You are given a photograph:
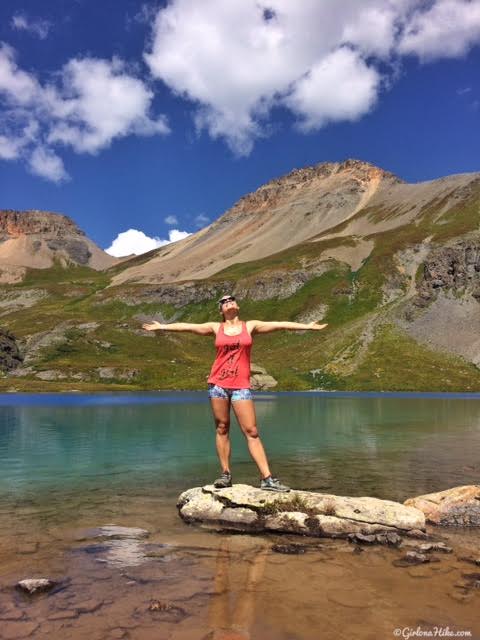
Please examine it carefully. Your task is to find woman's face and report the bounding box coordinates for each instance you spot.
[220,297,240,316]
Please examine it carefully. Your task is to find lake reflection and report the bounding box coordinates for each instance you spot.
[1,392,480,501]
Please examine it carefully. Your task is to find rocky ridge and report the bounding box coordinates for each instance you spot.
[0,210,85,238]
[0,210,118,281]
[109,159,479,287]
[0,328,23,371]
[412,238,480,307]
[395,237,480,369]
[220,158,403,222]
[109,159,405,286]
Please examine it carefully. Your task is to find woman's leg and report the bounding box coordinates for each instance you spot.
[210,397,232,473]
[231,399,271,479]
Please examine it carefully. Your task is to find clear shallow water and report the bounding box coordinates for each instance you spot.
[0,392,479,640]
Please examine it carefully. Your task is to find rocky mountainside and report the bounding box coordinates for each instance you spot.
[0,328,23,371]
[0,158,479,392]
[109,158,479,286]
[0,210,118,283]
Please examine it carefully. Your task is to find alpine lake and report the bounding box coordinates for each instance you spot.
[0,391,479,640]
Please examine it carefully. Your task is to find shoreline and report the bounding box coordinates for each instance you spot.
[0,389,480,400]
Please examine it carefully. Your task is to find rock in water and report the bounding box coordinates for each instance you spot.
[177,484,426,539]
[404,485,480,526]
[16,578,57,594]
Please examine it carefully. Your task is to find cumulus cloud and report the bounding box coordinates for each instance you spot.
[144,0,480,154]
[105,228,191,257]
[47,57,169,153]
[3,0,480,177]
[28,145,69,182]
[0,43,39,104]
[143,0,406,154]
[285,47,381,131]
[398,0,480,60]
[0,44,169,181]
[164,215,178,225]
[11,13,51,40]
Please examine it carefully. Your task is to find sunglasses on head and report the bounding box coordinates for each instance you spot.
[219,296,236,305]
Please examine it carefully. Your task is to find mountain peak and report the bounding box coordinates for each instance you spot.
[222,158,402,221]
[0,210,85,238]
[265,158,403,189]
[0,209,117,281]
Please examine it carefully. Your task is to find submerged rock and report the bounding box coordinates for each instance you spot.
[74,524,150,568]
[347,531,403,546]
[81,525,149,540]
[16,578,57,594]
[416,542,453,554]
[272,543,308,554]
[392,551,440,567]
[177,484,426,540]
[404,485,480,526]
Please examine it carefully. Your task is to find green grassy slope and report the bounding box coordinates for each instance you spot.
[1,186,480,392]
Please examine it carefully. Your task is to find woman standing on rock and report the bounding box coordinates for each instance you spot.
[142,294,327,492]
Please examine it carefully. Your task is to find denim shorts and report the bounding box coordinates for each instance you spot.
[208,383,253,401]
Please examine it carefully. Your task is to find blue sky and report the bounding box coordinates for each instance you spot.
[0,0,479,256]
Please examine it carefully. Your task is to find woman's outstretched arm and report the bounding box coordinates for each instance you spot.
[142,321,218,335]
[249,320,328,334]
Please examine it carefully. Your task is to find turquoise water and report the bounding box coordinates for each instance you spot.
[0,392,479,640]
[1,391,480,501]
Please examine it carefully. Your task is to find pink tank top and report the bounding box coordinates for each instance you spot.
[207,321,253,389]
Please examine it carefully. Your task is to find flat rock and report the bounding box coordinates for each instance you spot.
[177,484,426,539]
[404,485,480,526]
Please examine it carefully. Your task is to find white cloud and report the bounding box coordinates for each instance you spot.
[3,0,480,177]
[284,47,380,131]
[105,228,191,257]
[0,44,169,181]
[398,0,480,60]
[144,0,410,154]
[28,146,69,183]
[0,134,21,159]
[0,43,39,105]
[47,57,169,153]
[144,0,480,155]
[129,3,160,27]
[11,13,51,40]
[164,214,178,225]
[194,213,210,227]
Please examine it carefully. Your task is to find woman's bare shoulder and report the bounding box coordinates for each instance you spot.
[246,320,259,334]
[209,321,221,335]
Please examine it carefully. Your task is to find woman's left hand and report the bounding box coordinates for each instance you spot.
[308,322,328,330]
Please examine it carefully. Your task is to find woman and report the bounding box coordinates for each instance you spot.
[142,294,328,492]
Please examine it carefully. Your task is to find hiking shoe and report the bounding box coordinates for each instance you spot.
[213,471,232,488]
[260,476,291,492]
